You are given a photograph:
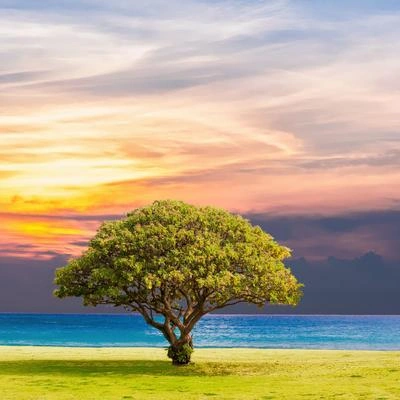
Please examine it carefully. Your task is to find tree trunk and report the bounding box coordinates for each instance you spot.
[167,336,193,365]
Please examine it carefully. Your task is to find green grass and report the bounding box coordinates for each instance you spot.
[0,346,399,399]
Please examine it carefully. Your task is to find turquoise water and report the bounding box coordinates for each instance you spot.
[0,314,399,350]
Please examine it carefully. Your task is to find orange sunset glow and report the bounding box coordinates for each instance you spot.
[1,0,400,262]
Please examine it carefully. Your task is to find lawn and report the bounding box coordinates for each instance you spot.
[0,346,399,399]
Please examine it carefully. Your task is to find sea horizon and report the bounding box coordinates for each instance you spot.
[1,312,400,316]
[1,313,399,350]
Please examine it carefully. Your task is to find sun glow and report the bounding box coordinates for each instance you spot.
[1,0,400,259]
[9,221,82,239]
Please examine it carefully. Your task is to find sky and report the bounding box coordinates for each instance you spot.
[0,0,399,313]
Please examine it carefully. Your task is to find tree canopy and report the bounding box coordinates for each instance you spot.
[55,200,302,364]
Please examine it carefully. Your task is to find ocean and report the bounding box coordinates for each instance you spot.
[0,314,399,350]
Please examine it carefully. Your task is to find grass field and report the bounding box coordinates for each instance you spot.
[0,346,399,399]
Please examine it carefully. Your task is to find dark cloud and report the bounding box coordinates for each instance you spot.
[286,252,399,314]
[0,254,121,313]
[247,209,400,260]
[70,240,89,247]
[225,251,400,314]
[0,209,399,314]
[249,209,400,237]
[0,251,398,314]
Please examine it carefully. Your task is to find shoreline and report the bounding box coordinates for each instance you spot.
[1,344,400,352]
[1,312,400,316]
[1,346,399,357]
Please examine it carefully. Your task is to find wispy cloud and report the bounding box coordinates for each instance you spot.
[1,0,400,256]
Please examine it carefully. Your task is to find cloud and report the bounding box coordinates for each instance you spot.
[1,205,399,268]
[0,70,49,85]
[0,253,113,313]
[227,251,400,314]
[27,56,259,97]
[296,149,400,169]
[1,250,399,314]
[0,212,104,259]
[1,0,400,258]
[248,209,400,261]
[0,211,120,222]
[286,252,400,314]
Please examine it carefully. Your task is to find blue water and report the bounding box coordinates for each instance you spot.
[0,314,399,350]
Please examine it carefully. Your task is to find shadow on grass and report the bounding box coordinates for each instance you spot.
[0,360,273,377]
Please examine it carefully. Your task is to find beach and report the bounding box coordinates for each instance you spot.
[0,346,399,399]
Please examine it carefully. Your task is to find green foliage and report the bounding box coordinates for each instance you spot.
[54,200,303,362]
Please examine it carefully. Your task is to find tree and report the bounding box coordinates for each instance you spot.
[54,200,302,364]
